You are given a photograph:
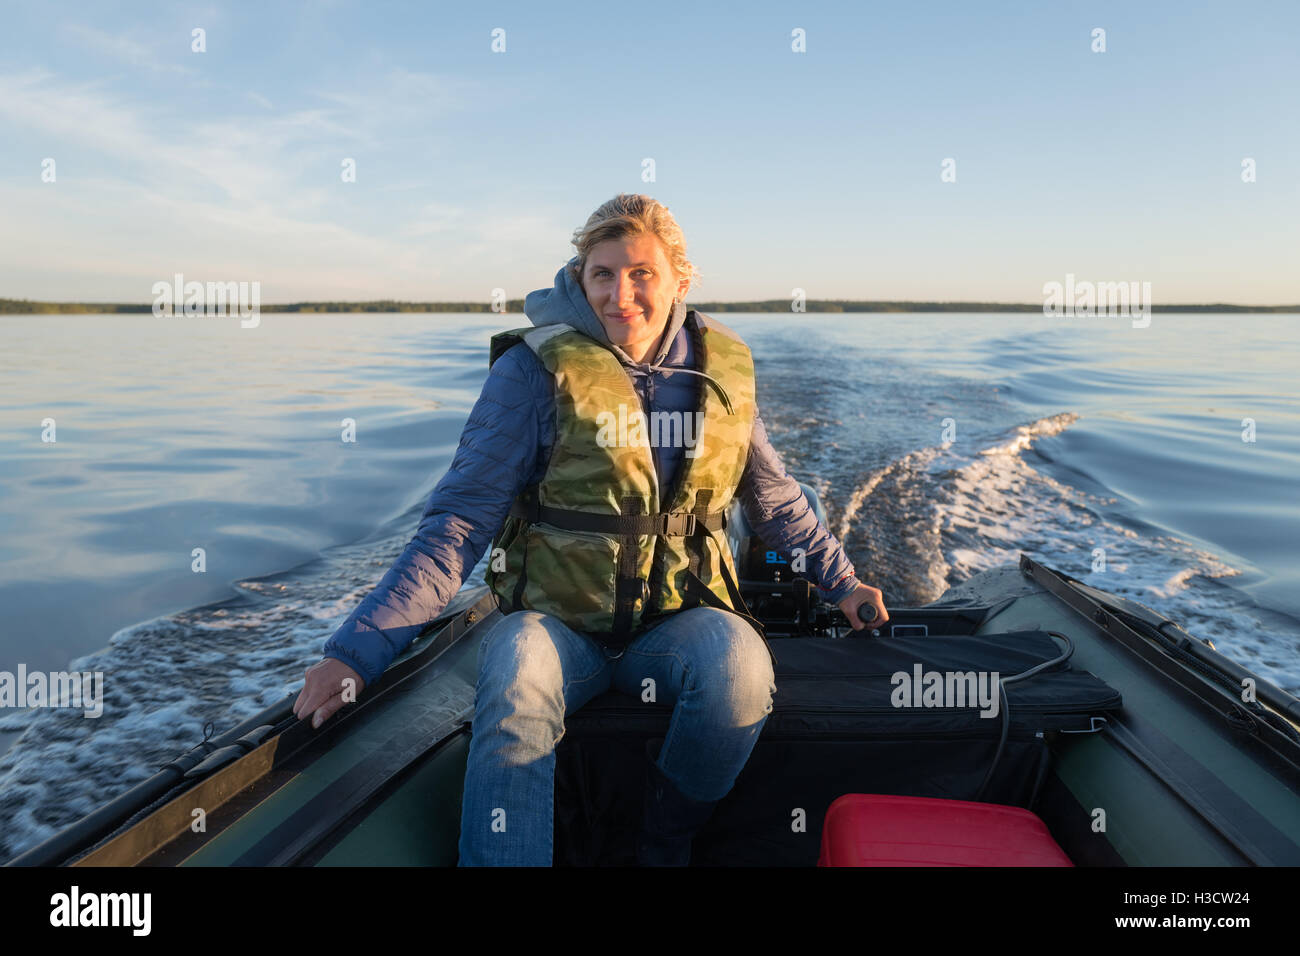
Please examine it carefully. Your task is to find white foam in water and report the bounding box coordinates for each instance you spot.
[1,408,1297,864]
[0,532,408,863]
[932,413,1298,695]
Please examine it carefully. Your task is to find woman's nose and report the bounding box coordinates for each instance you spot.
[612,276,636,306]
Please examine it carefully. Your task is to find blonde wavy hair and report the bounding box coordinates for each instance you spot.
[567,193,700,295]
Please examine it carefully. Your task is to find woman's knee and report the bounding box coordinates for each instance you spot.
[681,609,776,721]
[477,611,568,708]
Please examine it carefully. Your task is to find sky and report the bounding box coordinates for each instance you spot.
[1,0,1297,305]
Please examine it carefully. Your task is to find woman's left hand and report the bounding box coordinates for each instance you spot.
[838,584,888,630]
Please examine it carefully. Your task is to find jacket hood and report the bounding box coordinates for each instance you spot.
[523,256,687,367]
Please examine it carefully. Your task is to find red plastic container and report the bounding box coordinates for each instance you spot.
[818,793,1074,866]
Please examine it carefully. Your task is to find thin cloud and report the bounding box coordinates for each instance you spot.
[311,68,479,142]
[0,71,360,203]
[61,23,195,75]
[1,68,580,300]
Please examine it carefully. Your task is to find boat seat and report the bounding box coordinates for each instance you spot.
[817,793,1073,867]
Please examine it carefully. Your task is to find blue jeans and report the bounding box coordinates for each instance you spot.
[456,606,777,866]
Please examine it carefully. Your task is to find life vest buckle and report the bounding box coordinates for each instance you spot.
[664,512,698,536]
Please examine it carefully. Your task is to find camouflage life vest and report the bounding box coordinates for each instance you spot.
[485,311,761,650]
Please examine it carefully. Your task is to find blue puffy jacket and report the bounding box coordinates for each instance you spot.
[323,259,862,685]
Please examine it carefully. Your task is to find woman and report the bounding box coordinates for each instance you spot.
[293,193,888,865]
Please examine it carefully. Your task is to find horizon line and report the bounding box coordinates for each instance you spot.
[3,297,1298,314]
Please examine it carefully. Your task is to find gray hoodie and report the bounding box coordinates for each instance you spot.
[323,258,862,685]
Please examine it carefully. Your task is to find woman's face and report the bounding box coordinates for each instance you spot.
[580,234,690,364]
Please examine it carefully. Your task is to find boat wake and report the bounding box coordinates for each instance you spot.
[0,530,428,863]
[1,384,1296,865]
[823,411,1299,699]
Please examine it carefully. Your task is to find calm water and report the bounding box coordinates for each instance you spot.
[1,311,1297,860]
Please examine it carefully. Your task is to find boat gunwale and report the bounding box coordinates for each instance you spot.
[1020,554,1300,777]
[11,555,1300,868]
[5,588,498,867]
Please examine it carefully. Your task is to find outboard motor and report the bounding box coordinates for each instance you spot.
[727,483,842,636]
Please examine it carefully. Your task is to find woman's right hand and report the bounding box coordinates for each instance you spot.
[293,658,365,729]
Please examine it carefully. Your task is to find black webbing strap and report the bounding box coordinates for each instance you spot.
[504,486,757,657]
[683,489,714,610]
[678,487,775,664]
[509,494,725,536]
[611,495,645,643]
[502,489,536,614]
[509,519,529,613]
[683,565,778,668]
[716,550,762,637]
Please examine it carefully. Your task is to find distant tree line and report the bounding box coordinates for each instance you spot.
[2,297,1296,315]
[0,298,530,314]
[692,301,1300,313]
